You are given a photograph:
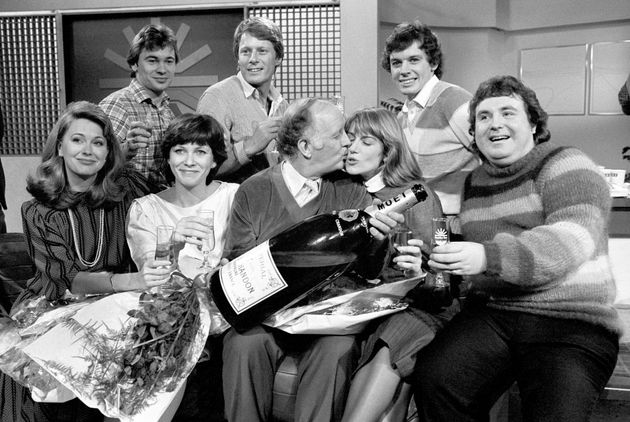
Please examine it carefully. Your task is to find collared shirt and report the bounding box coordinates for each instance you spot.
[364,171,387,194]
[236,72,284,117]
[99,78,174,188]
[401,75,440,125]
[281,160,321,207]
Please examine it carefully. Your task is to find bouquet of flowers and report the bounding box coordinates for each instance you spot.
[0,272,228,421]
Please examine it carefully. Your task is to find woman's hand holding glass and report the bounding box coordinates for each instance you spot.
[112,260,173,292]
[171,215,213,247]
[138,258,175,287]
[428,241,487,276]
[392,238,424,277]
[168,216,212,270]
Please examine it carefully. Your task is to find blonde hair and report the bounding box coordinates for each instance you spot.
[345,107,423,187]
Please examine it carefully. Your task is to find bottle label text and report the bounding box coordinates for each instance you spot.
[219,241,287,314]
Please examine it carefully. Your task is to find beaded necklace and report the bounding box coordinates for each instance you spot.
[67,207,105,268]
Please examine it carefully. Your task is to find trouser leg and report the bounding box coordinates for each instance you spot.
[294,335,359,422]
[222,326,284,422]
[514,318,619,422]
[410,305,514,422]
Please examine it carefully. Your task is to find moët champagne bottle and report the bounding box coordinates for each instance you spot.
[210,184,428,332]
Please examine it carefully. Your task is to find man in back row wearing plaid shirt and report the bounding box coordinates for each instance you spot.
[99,23,179,189]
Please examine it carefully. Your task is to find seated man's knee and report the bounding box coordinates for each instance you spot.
[311,335,359,361]
[223,325,275,356]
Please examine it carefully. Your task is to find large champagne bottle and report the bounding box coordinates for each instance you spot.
[210,184,428,332]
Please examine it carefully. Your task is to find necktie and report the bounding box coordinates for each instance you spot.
[296,179,319,207]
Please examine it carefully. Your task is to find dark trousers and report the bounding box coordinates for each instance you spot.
[410,302,619,422]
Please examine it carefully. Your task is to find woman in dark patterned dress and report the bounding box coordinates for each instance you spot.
[0,101,170,422]
[341,107,454,422]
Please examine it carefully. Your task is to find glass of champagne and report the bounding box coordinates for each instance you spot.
[198,210,215,271]
[155,225,174,267]
[138,107,152,131]
[267,138,281,166]
[391,209,417,278]
[330,94,345,114]
[431,217,450,288]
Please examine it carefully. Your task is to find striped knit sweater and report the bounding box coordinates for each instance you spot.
[399,80,479,215]
[460,142,622,336]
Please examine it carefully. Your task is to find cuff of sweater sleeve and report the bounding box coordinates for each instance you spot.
[234,142,251,165]
[483,242,502,276]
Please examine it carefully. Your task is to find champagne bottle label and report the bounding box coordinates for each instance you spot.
[370,184,428,216]
[218,241,288,314]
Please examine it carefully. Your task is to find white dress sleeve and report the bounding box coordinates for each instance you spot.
[126,196,161,269]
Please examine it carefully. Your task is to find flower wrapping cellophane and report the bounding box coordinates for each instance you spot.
[0,272,228,421]
[264,275,423,335]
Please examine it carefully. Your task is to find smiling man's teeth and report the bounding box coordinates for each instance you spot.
[490,135,509,141]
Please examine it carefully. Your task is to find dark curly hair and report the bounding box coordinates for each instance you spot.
[160,113,228,185]
[381,20,443,79]
[468,75,550,146]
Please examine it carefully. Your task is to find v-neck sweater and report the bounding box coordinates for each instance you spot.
[224,165,372,259]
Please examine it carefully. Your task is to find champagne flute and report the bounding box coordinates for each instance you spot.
[127,108,152,154]
[267,138,281,166]
[431,217,450,288]
[391,209,417,278]
[198,210,215,271]
[331,94,345,114]
[137,107,152,133]
[155,225,174,268]
[265,117,284,166]
[392,229,420,279]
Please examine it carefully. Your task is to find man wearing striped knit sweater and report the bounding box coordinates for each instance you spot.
[412,75,621,421]
[381,21,480,234]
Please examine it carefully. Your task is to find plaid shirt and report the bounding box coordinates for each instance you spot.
[99,78,174,188]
